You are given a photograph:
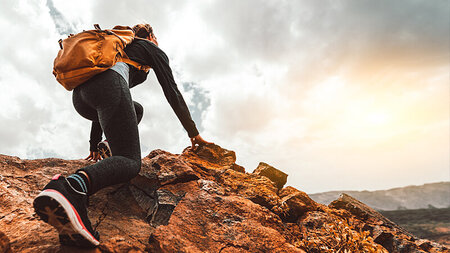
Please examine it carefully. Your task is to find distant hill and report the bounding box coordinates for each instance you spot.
[380,208,450,246]
[309,182,450,211]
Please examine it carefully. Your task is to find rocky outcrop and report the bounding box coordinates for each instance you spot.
[0,144,448,252]
[329,194,448,252]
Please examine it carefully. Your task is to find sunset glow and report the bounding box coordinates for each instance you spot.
[0,0,448,193]
[366,112,389,126]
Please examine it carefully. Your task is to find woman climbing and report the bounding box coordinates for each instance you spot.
[33,24,210,247]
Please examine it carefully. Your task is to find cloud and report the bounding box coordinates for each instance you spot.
[46,0,76,35]
[0,0,98,161]
[181,82,211,132]
[193,0,449,192]
[0,0,448,193]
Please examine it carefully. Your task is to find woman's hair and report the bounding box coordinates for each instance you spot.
[132,24,153,39]
[133,23,158,45]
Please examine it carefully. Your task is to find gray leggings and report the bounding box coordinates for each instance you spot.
[72,69,141,194]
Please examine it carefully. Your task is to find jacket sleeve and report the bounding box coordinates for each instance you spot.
[132,41,199,138]
[89,121,103,151]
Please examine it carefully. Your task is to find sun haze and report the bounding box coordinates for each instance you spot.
[0,0,448,193]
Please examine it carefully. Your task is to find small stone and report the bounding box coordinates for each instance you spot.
[252,162,288,190]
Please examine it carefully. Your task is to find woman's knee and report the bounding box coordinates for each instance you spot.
[131,158,142,176]
[117,156,141,179]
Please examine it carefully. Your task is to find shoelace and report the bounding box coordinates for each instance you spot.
[65,177,90,206]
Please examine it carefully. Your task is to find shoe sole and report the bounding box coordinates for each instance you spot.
[98,142,111,159]
[33,189,100,247]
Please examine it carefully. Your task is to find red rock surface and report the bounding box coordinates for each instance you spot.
[252,162,288,190]
[0,144,448,252]
[0,231,11,253]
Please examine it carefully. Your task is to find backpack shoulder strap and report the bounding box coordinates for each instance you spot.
[120,58,150,72]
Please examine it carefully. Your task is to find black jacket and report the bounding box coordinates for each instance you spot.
[88,40,199,151]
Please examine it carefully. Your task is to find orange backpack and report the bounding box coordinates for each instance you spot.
[53,24,150,91]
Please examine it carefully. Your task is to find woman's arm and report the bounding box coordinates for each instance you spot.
[126,40,211,147]
[131,41,200,137]
[85,121,103,162]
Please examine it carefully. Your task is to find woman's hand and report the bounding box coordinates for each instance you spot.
[190,134,212,151]
[85,151,102,162]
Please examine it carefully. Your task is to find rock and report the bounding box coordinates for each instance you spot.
[215,168,280,211]
[148,183,189,227]
[330,193,449,252]
[295,211,388,252]
[147,184,304,253]
[0,147,448,252]
[88,184,153,251]
[180,144,246,180]
[129,182,157,219]
[187,143,237,166]
[142,149,199,186]
[252,162,288,190]
[0,231,11,253]
[230,163,246,173]
[330,193,402,228]
[373,231,395,252]
[418,240,433,251]
[0,156,150,252]
[273,186,321,223]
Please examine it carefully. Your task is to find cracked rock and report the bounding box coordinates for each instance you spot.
[148,188,186,227]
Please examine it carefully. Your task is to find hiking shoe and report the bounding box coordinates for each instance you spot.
[33,174,100,248]
[97,140,111,159]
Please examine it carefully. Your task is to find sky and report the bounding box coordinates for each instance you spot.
[0,0,449,193]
